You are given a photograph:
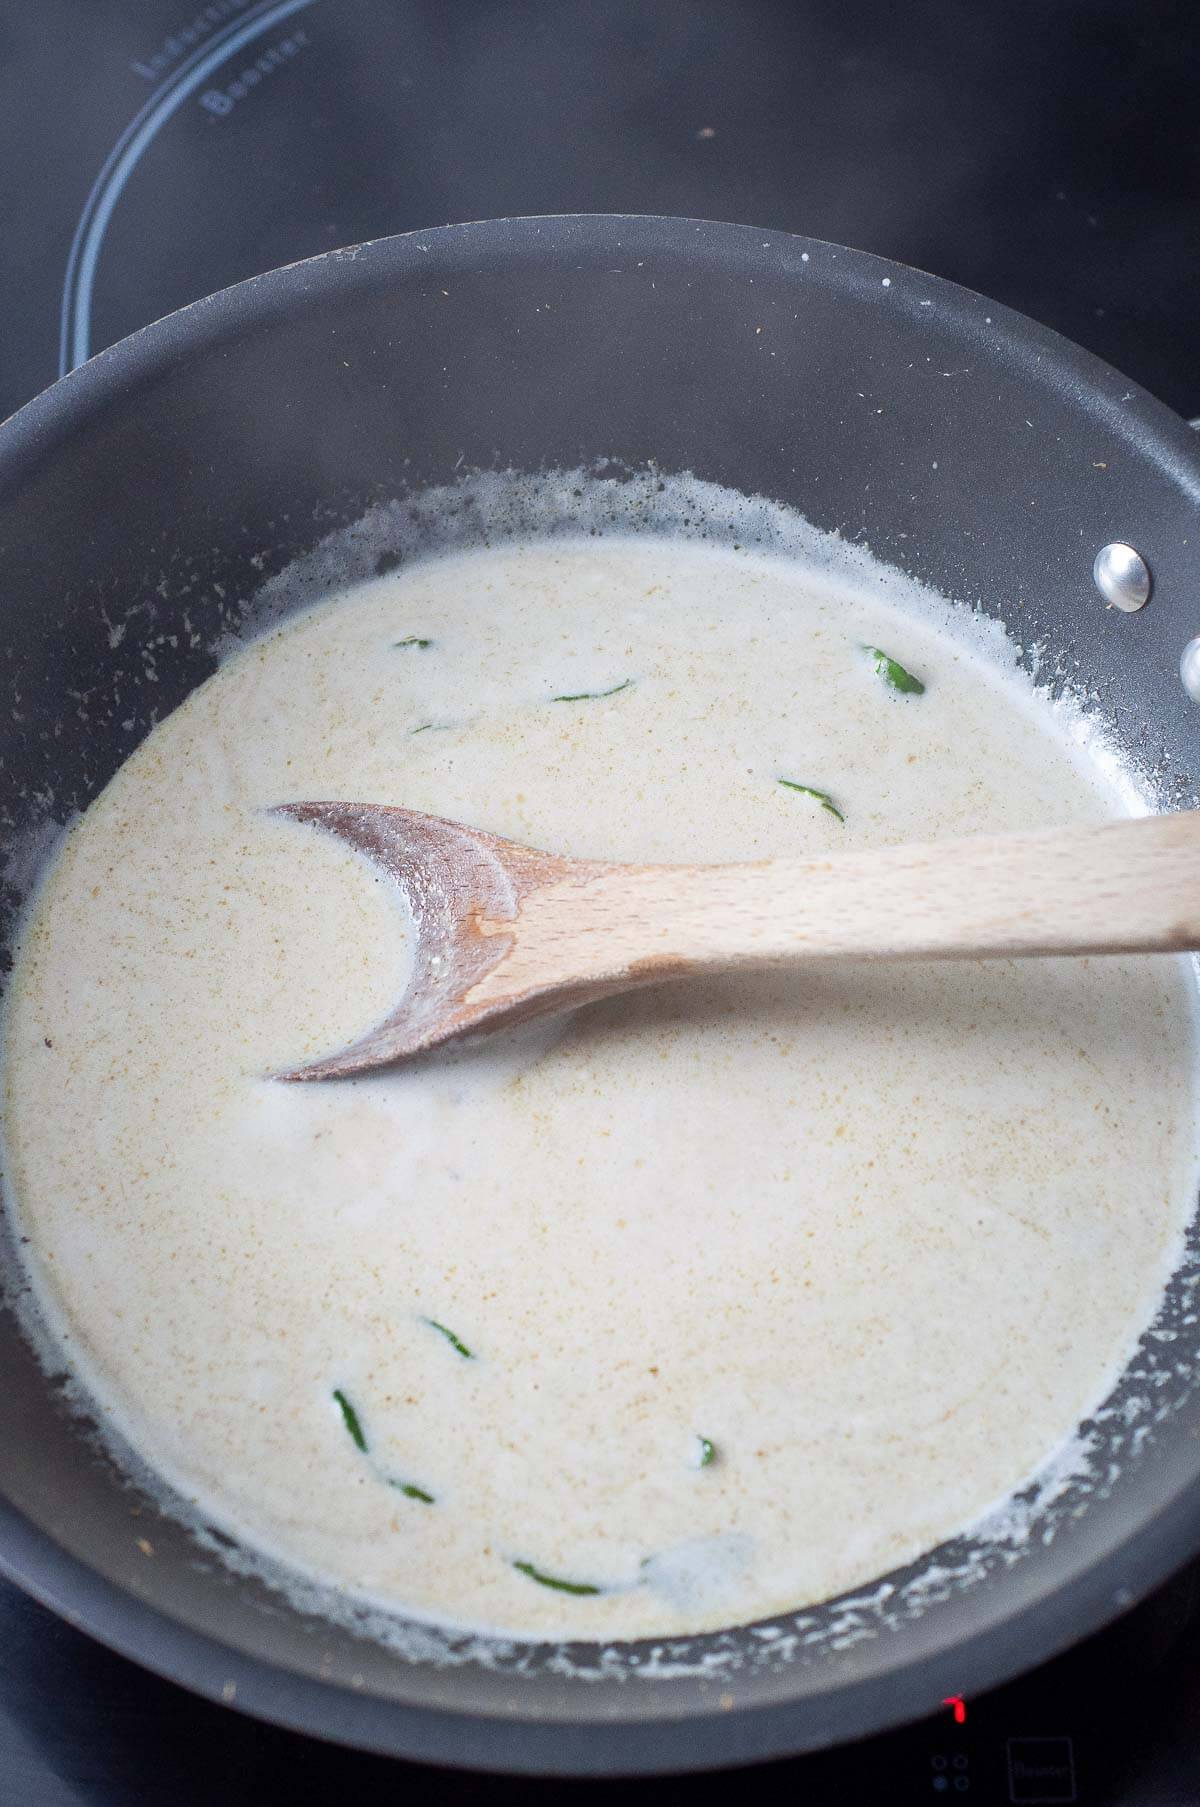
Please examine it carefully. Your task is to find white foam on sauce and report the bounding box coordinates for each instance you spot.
[2,469,1198,1666]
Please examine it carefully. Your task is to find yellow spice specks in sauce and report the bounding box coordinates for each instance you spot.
[3,535,1196,1640]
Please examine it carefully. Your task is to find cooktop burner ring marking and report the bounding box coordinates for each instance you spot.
[58,0,320,376]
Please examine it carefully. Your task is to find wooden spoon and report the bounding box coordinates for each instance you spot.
[273,803,1200,1081]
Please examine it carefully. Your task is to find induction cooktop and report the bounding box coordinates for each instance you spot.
[1,3,1198,1801]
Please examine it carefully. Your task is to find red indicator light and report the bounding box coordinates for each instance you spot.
[942,1695,967,1725]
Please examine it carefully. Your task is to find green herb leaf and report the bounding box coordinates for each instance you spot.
[332,1388,367,1453]
[696,1435,717,1468]
[512,1559,603,1596]
[392,1480,436,1504]
[393,636,432,650]
[551,678,633,703]
[778,779,845,823]
[334,1390,435,1499]
[864,645,925,695]
[424,1317,474,1360]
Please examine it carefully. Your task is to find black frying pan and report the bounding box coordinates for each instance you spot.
[1,215,1198,1776]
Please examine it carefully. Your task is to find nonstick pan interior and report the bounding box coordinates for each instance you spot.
[0,215,1199,1774]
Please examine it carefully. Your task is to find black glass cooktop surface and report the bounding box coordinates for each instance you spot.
[1,3,1198,1801]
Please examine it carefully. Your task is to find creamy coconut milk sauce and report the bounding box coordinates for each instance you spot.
[4,533,1196,1641]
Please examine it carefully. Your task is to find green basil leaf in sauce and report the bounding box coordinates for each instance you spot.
[551,678,633,703]
[393,1480,436,1504]
[424,1317,474,1360]
[696,1435,717,1468]
[864,645,925,695]
[332,1388,367,1453]
[778,780,845,823]
[512,1559,603,1596]
[393,636,433,650]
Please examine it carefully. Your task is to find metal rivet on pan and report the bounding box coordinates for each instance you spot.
[1093,542,1152,612]
[1180,637,1200,704]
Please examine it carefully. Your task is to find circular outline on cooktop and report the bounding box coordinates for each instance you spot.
[58,0,322,377]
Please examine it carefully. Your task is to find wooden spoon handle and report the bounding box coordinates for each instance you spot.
[499,813,1200,994]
